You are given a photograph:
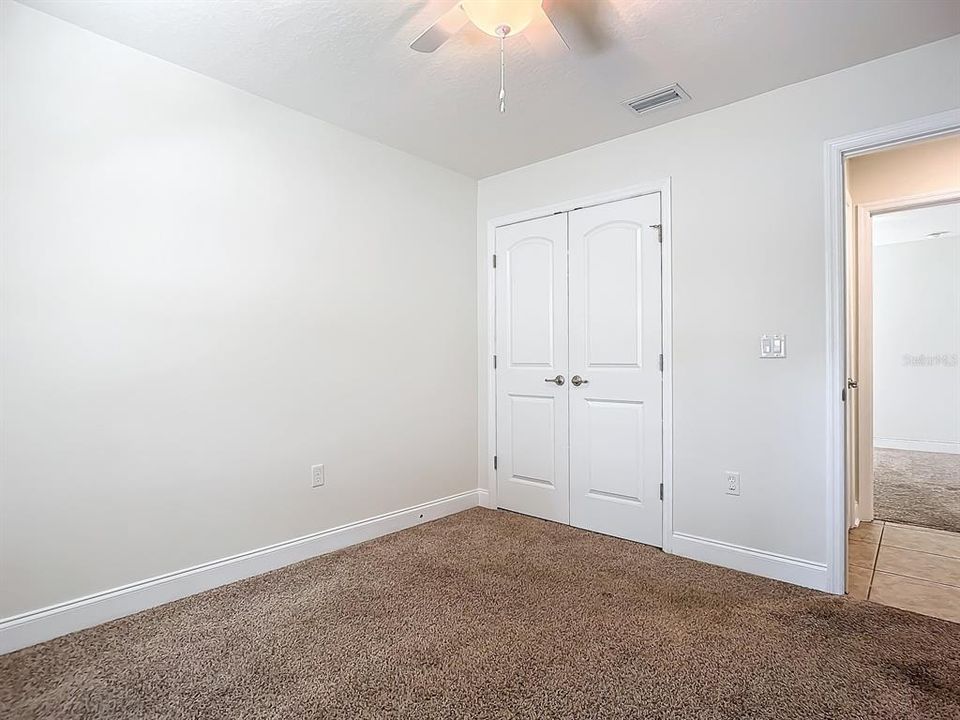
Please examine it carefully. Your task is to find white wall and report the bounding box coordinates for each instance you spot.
[477,35,960,574]
[873,227,960,452]
[0,3,478,618]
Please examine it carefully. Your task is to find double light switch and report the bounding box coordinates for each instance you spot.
[760,334,786,358]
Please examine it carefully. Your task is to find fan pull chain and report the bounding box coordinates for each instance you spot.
[499,34,506,114]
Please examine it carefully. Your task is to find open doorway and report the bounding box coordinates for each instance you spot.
[844,134,960,622]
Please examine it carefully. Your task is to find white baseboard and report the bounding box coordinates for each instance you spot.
[671,532,831,593]
[477,487,492,508]
[874,438,960,455]
[0,489,482,655]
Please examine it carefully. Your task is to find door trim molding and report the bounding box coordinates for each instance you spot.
[823,109,960,595]
[482,179,674,552]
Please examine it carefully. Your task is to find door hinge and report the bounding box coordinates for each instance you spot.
[658,353,663,372]
[493,455,498,470]
[652,224,662,243]
[493,354,497,369]
[492,254,497,268]
[659,483,664,501]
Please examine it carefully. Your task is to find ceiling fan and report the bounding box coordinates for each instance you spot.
[410,0,571,113]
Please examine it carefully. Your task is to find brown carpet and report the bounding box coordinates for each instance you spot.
[2,508,960,720]
[874,448,960,532]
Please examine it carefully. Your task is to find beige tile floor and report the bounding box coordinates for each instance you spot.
[848,520,960,623]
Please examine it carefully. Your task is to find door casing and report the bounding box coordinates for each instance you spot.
[481,179,674,553]
[824,108,960,595]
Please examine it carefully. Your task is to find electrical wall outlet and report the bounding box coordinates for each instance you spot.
[724,471,740,496]
[311,464,325,488]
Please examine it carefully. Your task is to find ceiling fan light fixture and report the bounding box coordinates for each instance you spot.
[460,0,542,38]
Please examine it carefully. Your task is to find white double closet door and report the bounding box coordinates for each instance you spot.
[495,193,663,546]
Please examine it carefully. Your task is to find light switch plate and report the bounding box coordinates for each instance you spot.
[760,334,786,358]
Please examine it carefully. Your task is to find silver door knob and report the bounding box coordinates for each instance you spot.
[544,375,565,386]
[571,375,589,387]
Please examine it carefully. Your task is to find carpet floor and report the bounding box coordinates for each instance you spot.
[874,448,960,532]
[2,508,960,719]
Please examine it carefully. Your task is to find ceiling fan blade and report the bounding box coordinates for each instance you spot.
[523,8,570,58]
[541,0,610,54]
[528,2,570,52]
[526,5,570,57]
[410,2,468,53]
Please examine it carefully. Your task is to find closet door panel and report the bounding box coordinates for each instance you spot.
[568,193,663,546]
[495,214,569,524]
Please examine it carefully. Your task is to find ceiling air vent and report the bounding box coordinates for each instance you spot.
[622,84,689,116]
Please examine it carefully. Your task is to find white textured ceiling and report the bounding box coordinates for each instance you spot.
[17,0,960,178]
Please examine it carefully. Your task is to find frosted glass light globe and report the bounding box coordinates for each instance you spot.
[461,0,542,38]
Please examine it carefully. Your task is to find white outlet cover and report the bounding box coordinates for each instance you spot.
[311,464,325,488]
[725,471,741,496]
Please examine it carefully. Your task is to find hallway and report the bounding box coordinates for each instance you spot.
[874,449,960,533]
[848,519,960,623]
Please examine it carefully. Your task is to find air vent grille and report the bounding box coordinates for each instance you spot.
[623,84,689,116]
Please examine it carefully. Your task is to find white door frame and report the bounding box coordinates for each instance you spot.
[482,179,674,552]
[852,189,960,526]
[823,109,960,594]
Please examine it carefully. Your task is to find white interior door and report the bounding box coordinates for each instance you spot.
[568,194,663,545]
[495,214,569,524]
